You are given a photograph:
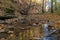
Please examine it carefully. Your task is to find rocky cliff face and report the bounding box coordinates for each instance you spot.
[0,0,19,16]
[0,0,42,16]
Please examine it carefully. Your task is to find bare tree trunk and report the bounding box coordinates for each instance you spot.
[42,0,45,13]
[55,0,57,10]
[51,0,53,13]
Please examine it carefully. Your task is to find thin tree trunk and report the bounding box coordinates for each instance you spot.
[51,0,53,13]
[42,0,45,13]
[55,0,57,10]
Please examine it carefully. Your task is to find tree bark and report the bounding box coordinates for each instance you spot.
[55,0,57,10]
[42,0,45,13]
[51,0,53,13]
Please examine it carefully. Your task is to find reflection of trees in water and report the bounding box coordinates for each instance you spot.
[13,26,43,40]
